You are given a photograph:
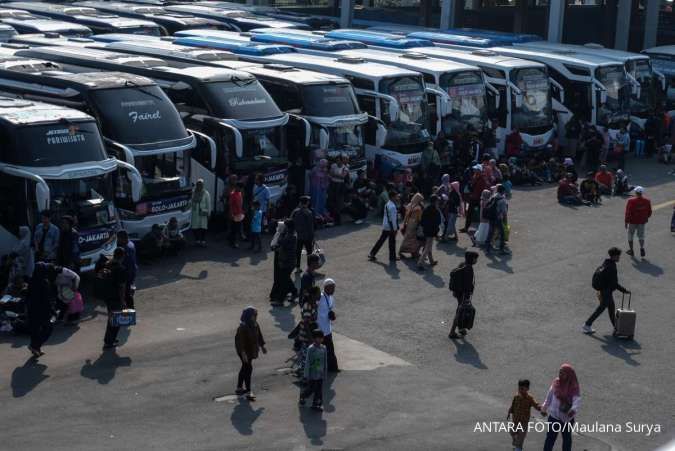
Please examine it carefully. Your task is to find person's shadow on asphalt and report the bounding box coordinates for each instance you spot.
[371,260,401,280]
[230,398,264,436]
[485,252,514,274]
[80,350,132,384]
[630,258,664,277]
[451,339,488,370]
[323,373,337,413]
[269,304,296,333]
[11,357,49,397]
[589,334,641,367]
[298,404,327,446]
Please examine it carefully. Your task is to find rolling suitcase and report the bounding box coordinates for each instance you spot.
[613,293,635,339]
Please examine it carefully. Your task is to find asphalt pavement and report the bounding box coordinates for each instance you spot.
[1,158,673,451]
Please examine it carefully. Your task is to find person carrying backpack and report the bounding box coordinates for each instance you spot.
[448,251,478,339]
[582,247,630,334]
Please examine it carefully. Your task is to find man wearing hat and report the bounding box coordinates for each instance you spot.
[625,186,652,257]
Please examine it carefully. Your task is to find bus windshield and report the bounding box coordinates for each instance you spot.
[90,85,189,145]
[239,127,287,166]
[7,121,106,167]
[511,67,552,132]
[596,65,631,127]
[311,123,364,161]
[631,59,658,115]
[206,79,283,120]
[48,173,117,228]
[301,84,360,117]
[380,75,430,152]
[135,150,191,198]
[440,70,487,135]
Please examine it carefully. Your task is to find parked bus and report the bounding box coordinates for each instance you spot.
[513,41,666,129]
[248,28,492,143]
[0,8,92,37]
[315,30,556,154]
[0,24,17,43]
[73,2,225,35]
[165,4,310,32]
[0,58,204,240]
[6,2,163,36]
[0,95,130,271]
[485,46,632,140]
[14,44,291,208]
[642,45,675,115]
[174,31,433,168]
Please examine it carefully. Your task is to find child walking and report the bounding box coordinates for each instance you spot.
[507,379,544,451]
[300,329,327,410]
[249,200,263,252]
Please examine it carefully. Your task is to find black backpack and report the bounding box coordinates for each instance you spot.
[484,197,499,221]
[592,264,609,290]
[449,264,468,294]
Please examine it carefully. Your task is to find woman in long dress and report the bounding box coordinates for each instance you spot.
[398,193,424,259]
[472,190,492,246]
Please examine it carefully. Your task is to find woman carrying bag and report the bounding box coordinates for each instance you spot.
[398,193,424,260]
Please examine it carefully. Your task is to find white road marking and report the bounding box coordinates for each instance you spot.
[333,333,412,371]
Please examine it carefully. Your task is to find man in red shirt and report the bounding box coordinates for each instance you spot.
[460,166,487,232]
[593,165,614,195]
[625,186,652,257]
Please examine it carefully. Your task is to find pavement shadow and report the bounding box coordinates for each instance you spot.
[11,357,49,397]
[451,339,488,370]
[323,373,337,413]
[630,258,664,277]
[485,252,514,274]
[230,398,264,436]
[369,259,401,280]
[80,350,132,384]
[47,323,81,345]
[298,403,327,446]
[268,305,297,333]
[589,334,641,367]
[247,250,269,266]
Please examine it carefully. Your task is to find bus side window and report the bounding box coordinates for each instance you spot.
[0,175,26,237]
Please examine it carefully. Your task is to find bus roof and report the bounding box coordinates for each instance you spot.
[515,41,649,63]
[642,45,675,56]
[250,32,367,51]
[408,47,545,70]
[0,96,93,126]
[489,46,627,69]
[18,45,168,69]
[246,63,349,85]
[10,34,99,47]
[324,29,435,49]
[1,18,92,35]
[165,4,308,29]
[407,31,498,48]
[175,36,297,56]
[7,2,161,29]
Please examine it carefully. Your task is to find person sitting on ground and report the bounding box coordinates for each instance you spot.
[162,217,186,255]
[139,224,165,260]
[613,169,633,196]
[580,172,601,205]
[594,164,614,195]
[562,158,577,181]
[558,173,590,206]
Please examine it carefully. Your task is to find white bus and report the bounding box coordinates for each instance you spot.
[175,32,433,168]
[514,41,666,129]
[642,45,675,116]
[307,29,557,154]
[0,95,133,271]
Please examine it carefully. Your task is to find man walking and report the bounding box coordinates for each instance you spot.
[486,185,510,255]
[33,210,60,263]
[292,196,315,273]
[625,186,652,258]
[103,247,129,350]
[270,219,298,306]
[116,230,137,310]
[368,190,400,262]
[583,247,630,334]
[448,251,478,339]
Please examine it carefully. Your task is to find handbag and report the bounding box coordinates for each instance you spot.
[312,241,326,268]
[111,309,136,327]
[324,295,336,321]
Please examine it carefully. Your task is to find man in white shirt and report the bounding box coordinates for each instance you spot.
[317,278,339,372]
[368,190,400,262]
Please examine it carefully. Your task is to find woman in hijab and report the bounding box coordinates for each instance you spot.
[26,262,54,358]
[310,159,330,221]
[234,306,266,400]
[13,226,34,281]
[398,192,424,259]
[472,190,492,247]
[542,363,581,451]
[191,179,211,247]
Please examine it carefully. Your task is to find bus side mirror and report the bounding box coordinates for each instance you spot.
[440,95,451,117]
[376,123,387,148]
[388,99,400,122]
[219,122,244,159]
[514,92,523,108]
[190,129,217,170]
[634,84,641,99]
[115,160,143,202]
[599,90,608,104]
[35,182,50,212]
[319,127,329,150]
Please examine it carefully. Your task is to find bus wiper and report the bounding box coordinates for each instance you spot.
[124,79,164,101]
